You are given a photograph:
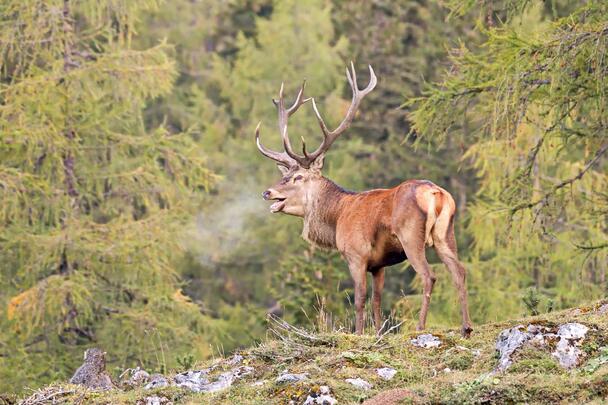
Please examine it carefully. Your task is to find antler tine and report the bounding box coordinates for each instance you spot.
[307,63,377,162]
[350,61,357,90]
[287,81,311,116]
[276,81,310,166]
[255,121,297,168]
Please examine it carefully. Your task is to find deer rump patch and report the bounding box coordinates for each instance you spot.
[415,185,446,247]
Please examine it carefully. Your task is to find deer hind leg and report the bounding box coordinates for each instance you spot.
[371,267,385,334]
[433,222,473,337]
[396,231,436,332]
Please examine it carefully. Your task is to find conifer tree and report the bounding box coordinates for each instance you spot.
[408,0,608,319]
[0,0,217,391]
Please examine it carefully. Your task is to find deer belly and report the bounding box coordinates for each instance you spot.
[368,236,406,268]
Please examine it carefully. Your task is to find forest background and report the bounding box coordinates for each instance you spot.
[0,0,606,394]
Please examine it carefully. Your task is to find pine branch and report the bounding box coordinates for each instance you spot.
[510,142,608,214]
[574,242,608,251]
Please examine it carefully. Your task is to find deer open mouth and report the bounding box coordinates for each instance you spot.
[269,198,286,213]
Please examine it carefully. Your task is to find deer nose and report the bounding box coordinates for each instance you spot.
[262,190,271,200]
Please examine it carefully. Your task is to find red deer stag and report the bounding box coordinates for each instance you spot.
[255,63,473,337]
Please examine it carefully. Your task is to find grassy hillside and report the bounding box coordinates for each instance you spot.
[10,301,608,405]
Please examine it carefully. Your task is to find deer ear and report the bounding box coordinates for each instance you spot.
[309,154,325,172]
[277,164,290,176]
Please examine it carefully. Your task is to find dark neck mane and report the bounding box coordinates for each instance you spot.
[302,178,353,249]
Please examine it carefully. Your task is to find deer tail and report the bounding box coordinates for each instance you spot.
[424,192,438,247]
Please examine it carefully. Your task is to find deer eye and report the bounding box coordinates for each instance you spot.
[293,175,304,182]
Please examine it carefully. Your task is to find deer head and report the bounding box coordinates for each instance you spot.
[256,62,377,216]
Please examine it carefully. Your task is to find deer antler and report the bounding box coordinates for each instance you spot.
[255,80,310,168]
[255,63,376,169]
[307,62,376,164]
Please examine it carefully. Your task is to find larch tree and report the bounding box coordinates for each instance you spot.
[408,0,608,319]
[0,0,217,391]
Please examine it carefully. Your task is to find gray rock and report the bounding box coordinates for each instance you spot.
[495,326,532,371]
[411,334,442,348]
[598,304,608,314]
[303,385,337,405]
[345,377,372,390]
[174,370,209,391]
[120,367,150,387]
[251,380,267,386]
[175,365,254,393]
[552,322,589,369]
[227,354,244,365]
[145,374,169,390]
[376,367,397,380]
[496,322,590,371]
[276,372,308,384]
[197,371,234,393]
[142,396,170,405]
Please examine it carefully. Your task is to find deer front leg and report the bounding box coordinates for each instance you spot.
[347,259,367,335]
[372,268,385,334]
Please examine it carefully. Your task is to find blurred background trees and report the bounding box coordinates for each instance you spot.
[0,0,605,393]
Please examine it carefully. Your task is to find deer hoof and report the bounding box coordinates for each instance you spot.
[461,326,473,338]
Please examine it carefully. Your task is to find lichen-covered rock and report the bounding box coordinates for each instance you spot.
[376,367,397,380]
[411,334,441,348]
[173,366,253,393]
[552,323,589,369]
[144,374,169,390]
[69,348,114,390]
[303,385,337,405]
[121,367,150,388]
[345,377,372,390]
[174,370,210,391]
[495,326,532,371]
[275,372,308,384]
[227,354,244,365]
[138,395,171,405]
[495,322,590,371]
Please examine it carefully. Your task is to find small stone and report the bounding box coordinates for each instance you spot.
[122,367,150,387]
[598,304,608,314]
[227,354,244,365]
[345,377,372,390]
[142,396,170,405]
[252,380,267,386]
[376,367,397,380]
[303,385,337,405]
[411,334,441,348]
[233,365,254,379]
[144,374,169,390]
[443,367,451,373]
[275,372,308,384]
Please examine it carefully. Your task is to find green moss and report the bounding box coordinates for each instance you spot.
[17,301,608,405]
[444,351,475,371]
[509,347,560,374]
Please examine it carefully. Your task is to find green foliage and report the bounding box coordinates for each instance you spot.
[408,0,608,320]
[0,0,220,393]
[522,287,541,316]
[3,0,607,395]
[582,347,608,375]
